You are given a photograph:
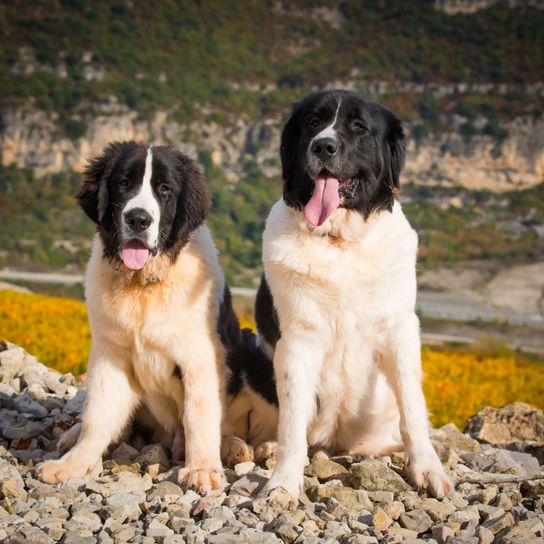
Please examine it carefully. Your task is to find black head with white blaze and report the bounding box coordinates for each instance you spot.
[77,141,210,269]
[280,89,406,226]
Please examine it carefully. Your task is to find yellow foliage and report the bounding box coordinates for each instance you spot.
[1,290,543,429]
[0,290,90,375]
[422,347,544,428]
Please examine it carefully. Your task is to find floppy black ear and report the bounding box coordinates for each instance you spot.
[281,104,309,207]
[385,116,406,189]
[77,142,126,224]
[280,105,302,182]
[171,153,211,243]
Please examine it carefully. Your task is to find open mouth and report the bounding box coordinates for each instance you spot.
[304,171,357,227]
[121,239,150,270]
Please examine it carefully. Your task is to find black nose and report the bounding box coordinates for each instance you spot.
[124,208,152,232]
[311,137,338,160]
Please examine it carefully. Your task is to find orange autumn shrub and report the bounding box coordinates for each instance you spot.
[422,347,544,428]
[0,289,90,375]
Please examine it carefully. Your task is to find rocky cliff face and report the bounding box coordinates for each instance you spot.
[1,100,543,192]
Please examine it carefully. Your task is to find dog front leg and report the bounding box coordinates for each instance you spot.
[36,342,139,483]
[262,335,322,501]
[176,344,226,493]
[382,312,453,498]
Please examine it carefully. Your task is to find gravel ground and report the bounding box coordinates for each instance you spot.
[0,341,543,544]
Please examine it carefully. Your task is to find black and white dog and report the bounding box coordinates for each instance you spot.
[36,141,267,491]
[255,90,453,500]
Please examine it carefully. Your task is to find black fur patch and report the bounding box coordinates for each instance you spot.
[228,329,278,406]
[217,283,242,365]
[255,273,280,348]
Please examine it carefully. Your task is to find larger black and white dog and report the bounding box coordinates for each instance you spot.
[256,90,453,500]
[36,141,260,492]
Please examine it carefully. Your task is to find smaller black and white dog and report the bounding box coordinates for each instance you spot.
[255,90,453,500]
[35,141,264,492]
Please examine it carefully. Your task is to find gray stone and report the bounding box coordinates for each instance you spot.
[350,459,411,492]
[482,511,515,534]
[306,485,372,510]
[399,509,433,533]
[85,472,152,498]
[432,525,456,544]
[229,474,267,497]
[146,518,174,538]
[435,423,482,452]
[465,403,544,445]
[202,505,236,522]
[200,517,224,532]
[252,487,293,521]
[475,526,494,544]
[419,498,456,521]
[234,461,255,476]
[305,451,349,481]
[367,491,394,503]
[101,492,143,523]
[146,480,182,501]
[0,479,27,501]
[110,443,139,465]
[135,444,169,470]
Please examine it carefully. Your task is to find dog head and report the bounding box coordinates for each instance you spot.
[77,141,210,269]
[280,89,405,227]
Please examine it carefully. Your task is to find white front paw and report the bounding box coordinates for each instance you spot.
[261,469,303,503]
[36,456,98,484]
[407,450,454,499]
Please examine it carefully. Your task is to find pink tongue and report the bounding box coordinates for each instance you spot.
[121,240,150,270]
[304,177,340,227]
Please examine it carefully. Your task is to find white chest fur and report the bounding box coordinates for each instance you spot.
[84,227,225,431]
[262,200,418,450]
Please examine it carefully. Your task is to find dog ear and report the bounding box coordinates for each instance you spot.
[385,116,406,189]
[280,106,302,182]
[77,142,125,224]
[280,104,307,207]
[171,153,211,243]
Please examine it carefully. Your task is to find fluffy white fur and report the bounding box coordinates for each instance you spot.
[36,227,228,492]
[261,199,453,500]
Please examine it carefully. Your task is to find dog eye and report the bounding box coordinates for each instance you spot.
[351,120,367,132]
[157,183,170,194]
[309,118,320,128]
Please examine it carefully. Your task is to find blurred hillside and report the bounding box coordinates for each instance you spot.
[0,0,543,301]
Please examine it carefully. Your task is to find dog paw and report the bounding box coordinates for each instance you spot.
[261,469,302,504]
[254,440,278,464]
[36,457,94,484]
[177,465,227,493]
[407,451,454,499]
[256,484,297,511]
[221,436,254,467]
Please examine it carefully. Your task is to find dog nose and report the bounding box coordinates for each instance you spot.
[124,208,152,232]
[311,137,338,160]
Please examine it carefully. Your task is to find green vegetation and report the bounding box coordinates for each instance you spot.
[1,1,543,282]
[1,157,543,284]
[403,182,544,266]
[0,1,543,127]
